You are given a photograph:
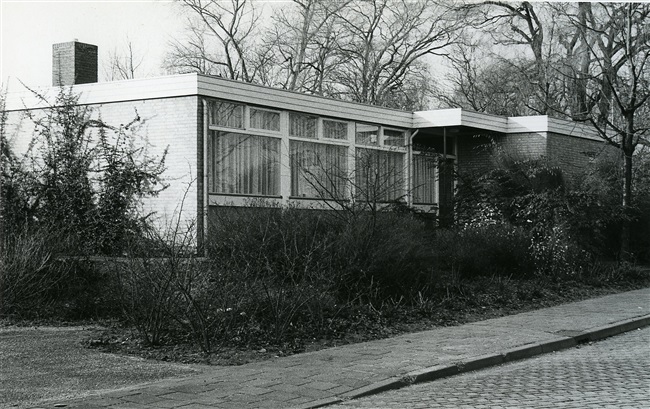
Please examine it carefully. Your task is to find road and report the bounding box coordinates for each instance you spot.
[329,327,650,409]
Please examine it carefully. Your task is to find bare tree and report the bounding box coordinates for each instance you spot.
[457,1,562,114]
[104,39,145,80]
[0,87,6,256]
[331,0,465,108]
[166,0,465,109]
[447,1,649,260]
[435,44,534,115]
[166,0,261,81]
[563,2,649,259]
[261,0,345,93]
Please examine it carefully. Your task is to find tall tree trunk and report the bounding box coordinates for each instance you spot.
[620,113,635,261]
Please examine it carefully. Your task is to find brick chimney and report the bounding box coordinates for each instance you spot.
[52,40,98,86]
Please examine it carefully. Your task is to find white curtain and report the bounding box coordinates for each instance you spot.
[413,154,436,204]
[355,148,405,202]
[290,140,347,199]
[210,131,280,196]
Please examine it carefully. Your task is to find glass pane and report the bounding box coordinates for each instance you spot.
[250,108,280,131]
[413,154,436,204]
[289,113,317,138]
[355,148,404,202]
[210,101,244,129]
[383,129,405,147]
[323,120,348,140]
[290,140,347,199]
[209,131,280,196]
[356,123,379,146]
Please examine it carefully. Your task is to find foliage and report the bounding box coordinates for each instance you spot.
[1,86,167,316]
[453,147,633,274]
[433,225,534,280]
[18,86,167,255]
[0,225,119,319]
[445,2,650,260]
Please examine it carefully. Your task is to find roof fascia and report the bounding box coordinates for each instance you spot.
[196,75,413,128]
[547,117,603,141]
[4,73,200,111]
[506,115,549,134]
[413,108,507,133]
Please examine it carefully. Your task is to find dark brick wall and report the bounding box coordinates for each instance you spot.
[499,132,547,159]
[52,41,98,86]
[547,133,616,184]
[457,132,548,178]
[456,133,497,177]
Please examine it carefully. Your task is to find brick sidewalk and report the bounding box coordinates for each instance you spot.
[36,288,650,409]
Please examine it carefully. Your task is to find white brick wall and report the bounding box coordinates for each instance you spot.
[5,95,201,237]
[94,96,200,233]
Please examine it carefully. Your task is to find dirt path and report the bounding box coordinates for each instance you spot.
[0,326,204,409]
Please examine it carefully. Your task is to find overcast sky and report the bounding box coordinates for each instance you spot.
[1,0,194,92]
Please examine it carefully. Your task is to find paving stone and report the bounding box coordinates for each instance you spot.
[302,381,341,391]
[25,288,650,409]
[329,327,650,408]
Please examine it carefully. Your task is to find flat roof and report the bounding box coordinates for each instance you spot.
[5,73,601,140]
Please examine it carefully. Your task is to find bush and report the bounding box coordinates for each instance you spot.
[330,211,438,301]
[110,202,446,352]
[433,224,534,280]
[0,228,71,317]
[208,202,439,303]
[0,227,118,319]
[6,86,167,256]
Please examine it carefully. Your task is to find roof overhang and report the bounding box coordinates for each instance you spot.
[5,74,601,141]
[413,109,601,141]
[5,73,413,129]
[413,109,508,133]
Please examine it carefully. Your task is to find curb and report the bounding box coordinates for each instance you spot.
[293,314,650,409]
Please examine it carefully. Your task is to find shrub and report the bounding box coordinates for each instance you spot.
[10,86,167,256]
[0,228,71,317]
[0,226,124,320]
[433,224,534,280]
[330,211,438,301]
[529,224,592,279]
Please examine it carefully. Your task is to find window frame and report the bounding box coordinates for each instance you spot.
[209,100,245,130]
[289,112,319,140]
[208,130,282,197]
[382,127,406,148]
[249,106,282,134]
[206,98,413,205]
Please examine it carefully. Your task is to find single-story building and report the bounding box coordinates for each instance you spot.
[4,41,610,247]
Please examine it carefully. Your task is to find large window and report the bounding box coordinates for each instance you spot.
[206,99,416,206]
[209,131,280,196]
[355,148,404,202]
[290,141,347,199]
[413,154,436,204]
